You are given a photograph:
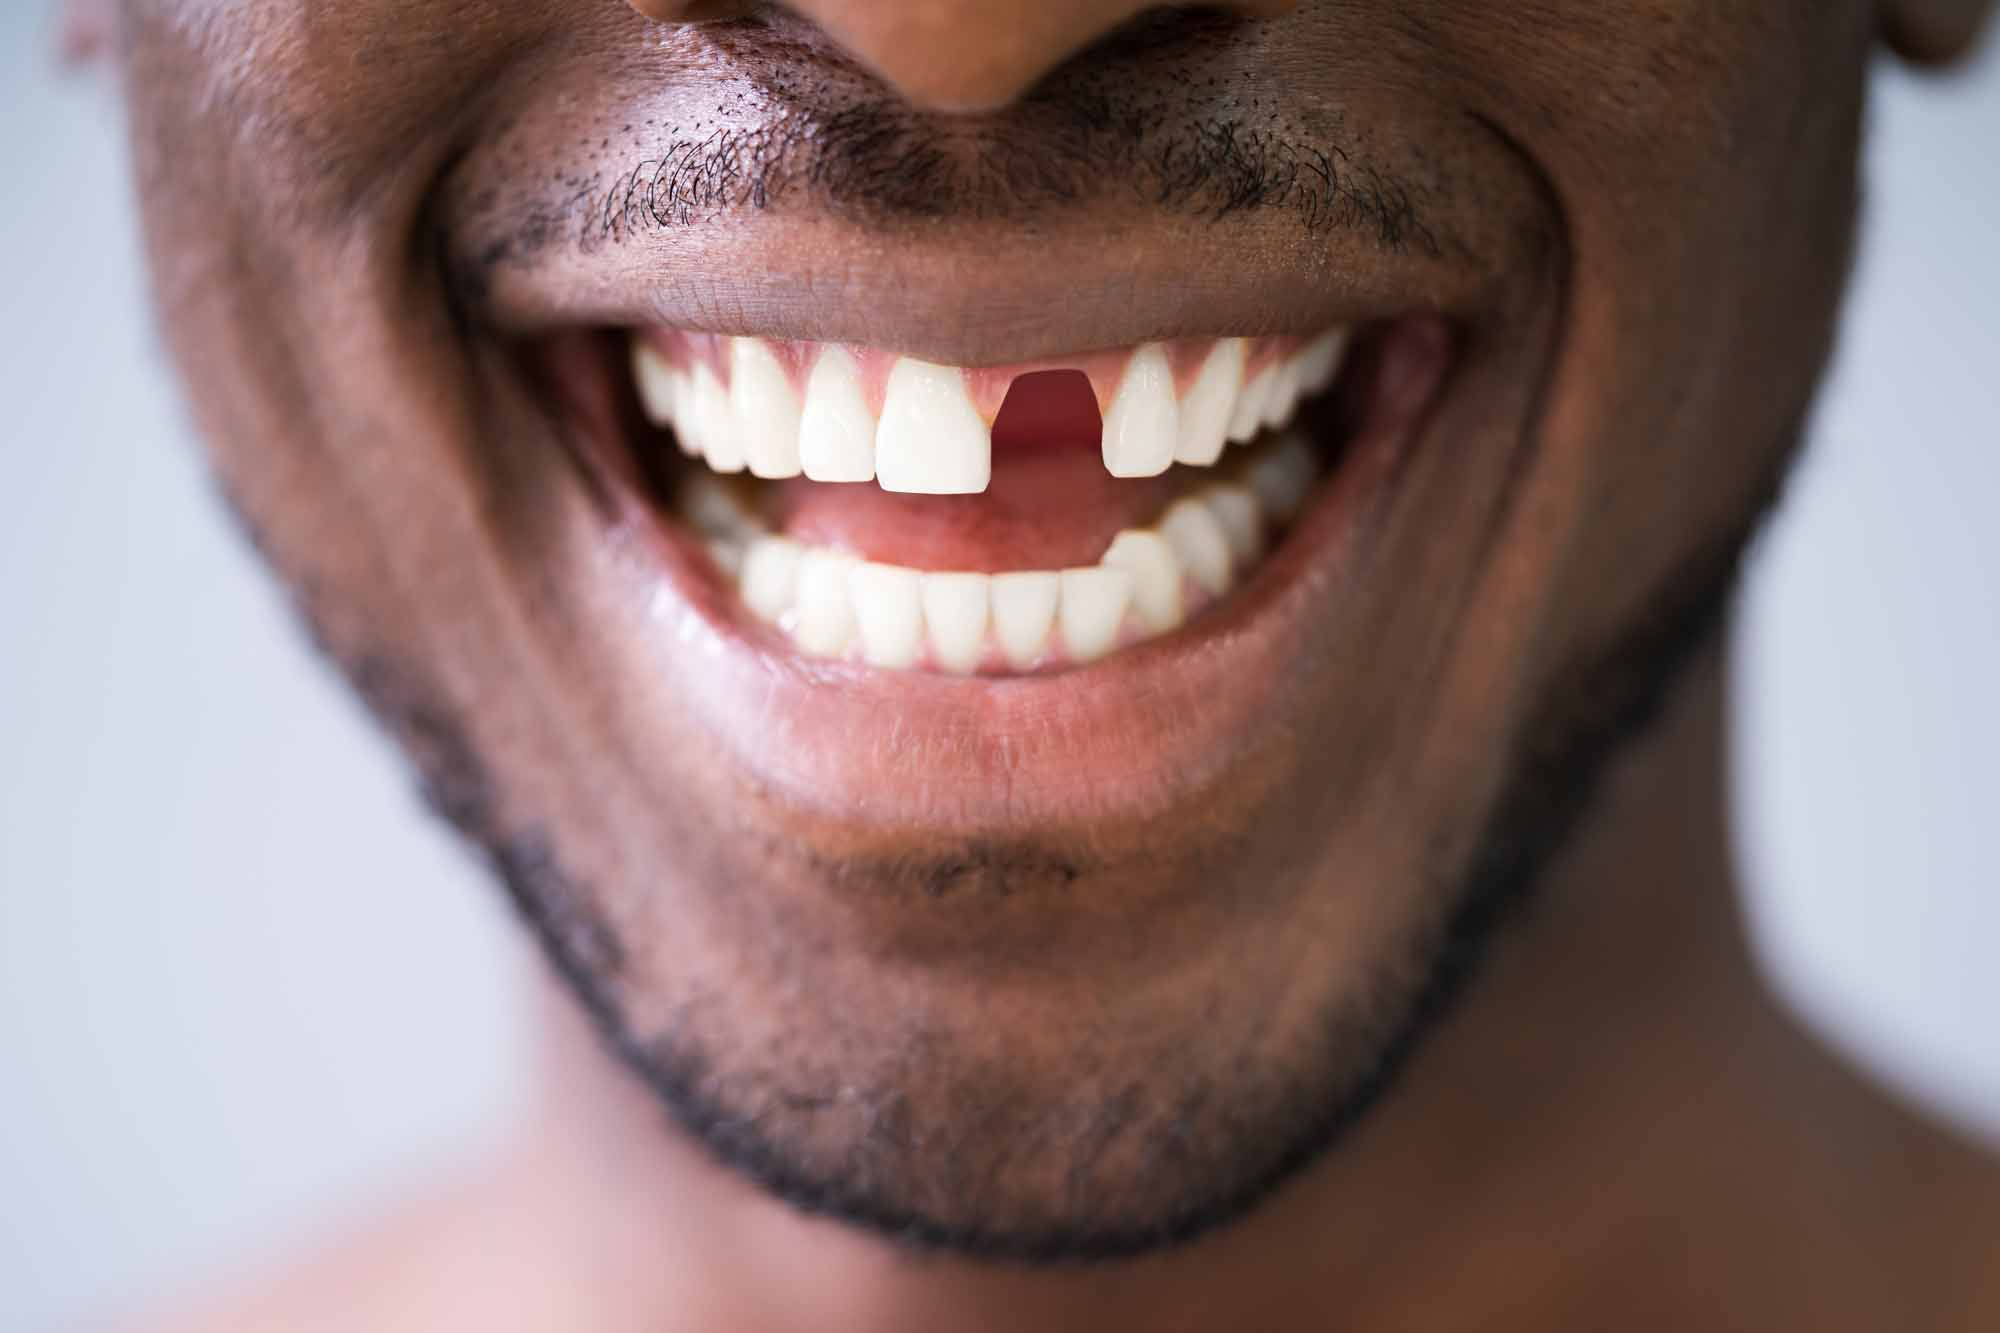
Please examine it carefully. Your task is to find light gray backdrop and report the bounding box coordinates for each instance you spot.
[2,8,1995,1330]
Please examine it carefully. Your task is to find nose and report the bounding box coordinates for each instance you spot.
[625,0,1297,113]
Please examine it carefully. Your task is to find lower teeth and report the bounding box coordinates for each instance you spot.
[678,431,1320,674]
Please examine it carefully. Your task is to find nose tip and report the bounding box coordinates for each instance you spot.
[626,0,1298,114]
[789,0,1174,113]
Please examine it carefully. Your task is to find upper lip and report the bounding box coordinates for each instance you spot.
[482,228,1484,363]
[444,52,1506,364]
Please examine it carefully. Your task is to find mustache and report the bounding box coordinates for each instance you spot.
[468,11,1444,274]
[591,98,1433,246]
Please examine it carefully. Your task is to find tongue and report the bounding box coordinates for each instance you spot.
[764,370,1188,572]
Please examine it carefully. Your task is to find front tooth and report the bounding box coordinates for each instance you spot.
[875,359,991,494]
[798,347,877,482]
[1101,343,1179,478]
[1101,530,1184,633]
[739,536,803,624]
[1201,483,1264,569]
[687,363,744,473]
[1227,364,1278,444]
[793,550,858,657]
[1158,498,1233,597]
[731,339,803,479]
[633,340,679,426]
[990,571,1059,669]
[1295,329,1349,396]
[1175,338,1246,467]
[1058,567,1133,664]
[1247,433,1319,524]
[1259,361,1304,431]
[921,572,990,674]
[849,562,924,670]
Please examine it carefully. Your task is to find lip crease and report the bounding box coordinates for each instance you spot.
[566,315,1457,833]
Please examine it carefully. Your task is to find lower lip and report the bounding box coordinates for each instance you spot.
[596,321,1455,834]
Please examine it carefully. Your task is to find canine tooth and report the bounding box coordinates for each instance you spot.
[678,475,760,540]
[687,363,744,473]
[740,536,803,624]
[633,340,679,426]
[1101,343,1179,478]
[731,339,803,479]
[1159,498,1233,597]
[1175,338,1246,467]
[875,359,991,494]
[990,572,1059,669]
[1247,433,1318,523]
[1058,567,1133,663]
[1101,530,1183,633]
[798,347,877,482]
[849,562,925,670]
[1227,365,1278,444]
[793,550,858,657]
[1260,361,1304,430]
[1295,328,1349,395]
[921,572,990,674]
[1201,483,1264,568]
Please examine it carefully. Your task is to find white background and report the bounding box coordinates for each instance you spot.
[2,8,1995,1330]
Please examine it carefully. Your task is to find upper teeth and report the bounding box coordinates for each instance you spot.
[631,331,1347,495]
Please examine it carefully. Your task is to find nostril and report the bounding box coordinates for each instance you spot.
[991,370,1104,455]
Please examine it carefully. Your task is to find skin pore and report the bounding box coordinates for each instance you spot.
[97,0,1999,1327]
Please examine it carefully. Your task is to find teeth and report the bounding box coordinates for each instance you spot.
[1296,329,1349,396]
[922,572,991,674]
[1058,567,1134,663]
[731,339,803,479]
[1227,364,1279,444]
[1175,338,1246,467]
[1100,343,1180,479]
[1158,497,1234,598]
[990,572,1060,669]
[639,328,1349,493]
[794,550,859,657]
[687,363,743,473]
[679,476,756,541]
[849,562,926,669]
[875,359,991,495]
[692,426,1317,672]
[798,347,877,483]
[633,341,680,426]
[1259,361,1304,431]
[740,535,804,624]
[1101,529,1184,634]
[1200,483,1264,569]
[1246,433,1319,524]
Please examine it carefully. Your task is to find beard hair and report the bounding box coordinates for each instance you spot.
[299,438,1792,1264]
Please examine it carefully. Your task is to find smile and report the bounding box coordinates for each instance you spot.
[570,319,1454,679]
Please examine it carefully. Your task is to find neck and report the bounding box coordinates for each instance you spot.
[515,637,1801,1331]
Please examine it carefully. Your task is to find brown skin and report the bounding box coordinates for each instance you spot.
[97,0,1999,1327]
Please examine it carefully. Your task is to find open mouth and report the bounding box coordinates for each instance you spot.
[547,317,1455,678]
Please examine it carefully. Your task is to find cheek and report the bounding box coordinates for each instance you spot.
[1444,3,1868,690]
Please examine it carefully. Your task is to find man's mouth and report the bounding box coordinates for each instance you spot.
[569,319,1451,676]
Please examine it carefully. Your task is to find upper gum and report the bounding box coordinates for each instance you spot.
[636,332,1319,423]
